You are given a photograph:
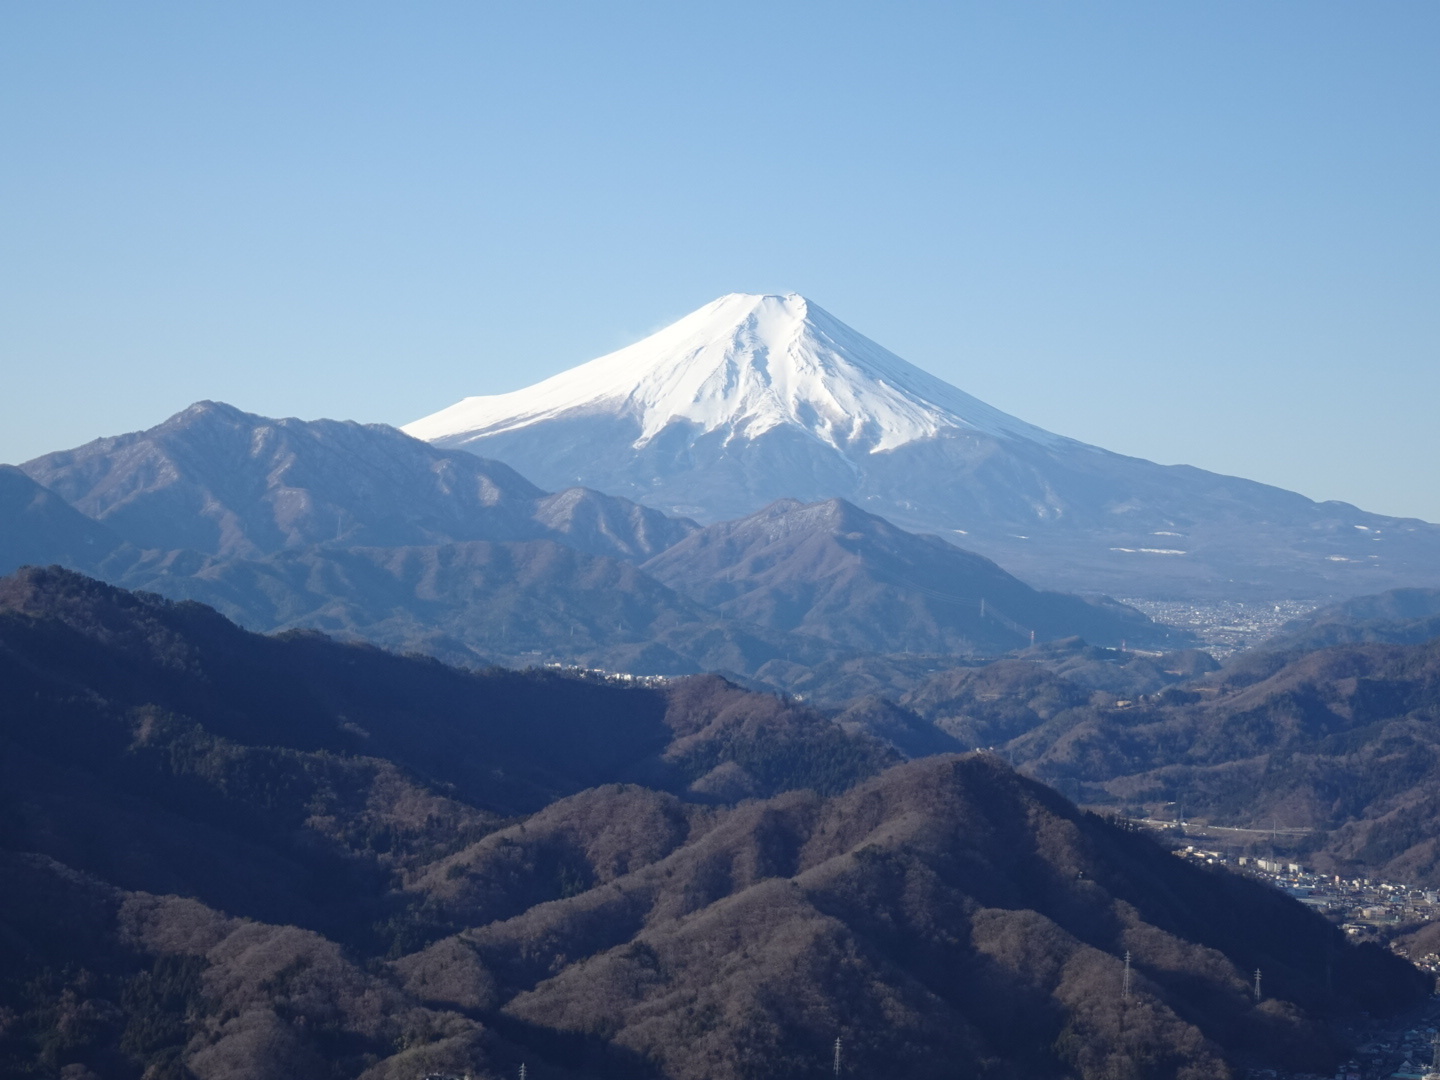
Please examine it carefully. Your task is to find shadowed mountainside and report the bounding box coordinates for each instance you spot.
[0,568,1421,1080]
[641,499,1172,655]
[901,633,1440,886]
[115,538,846,676]
[0,464,126,573]
[1260,587,1440,653]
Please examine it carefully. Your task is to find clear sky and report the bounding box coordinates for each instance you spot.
[3,2,1437,521]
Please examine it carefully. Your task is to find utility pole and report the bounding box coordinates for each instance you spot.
[1122,951,1133,1002]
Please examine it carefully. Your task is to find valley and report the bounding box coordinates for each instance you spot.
[1117,599,1322,656]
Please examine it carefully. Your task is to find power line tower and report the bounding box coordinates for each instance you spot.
[519,1065,527,1080]
[833,1036,842,1079]
[1122,951,1133,1002]
[1253,968,1262,1002]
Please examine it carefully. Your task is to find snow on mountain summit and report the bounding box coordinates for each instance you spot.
[404,293,1062,454]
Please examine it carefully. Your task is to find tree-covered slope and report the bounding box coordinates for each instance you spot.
[0,568,1422,1080]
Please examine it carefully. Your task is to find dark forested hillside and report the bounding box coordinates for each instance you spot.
[0,569,888,917]
[0,568,1423,1080]
[906,633,1440,884]
[424,755,1420,1080]
[1260,586,1440,653]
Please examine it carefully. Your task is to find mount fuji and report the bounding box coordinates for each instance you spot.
[407,293,1440,600]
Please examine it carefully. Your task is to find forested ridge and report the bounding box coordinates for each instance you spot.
[0,567,1424,1080]
[885,631,1440,884]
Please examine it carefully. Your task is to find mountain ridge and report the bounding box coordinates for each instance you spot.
[0,566,1422,1080]
[6,405,1180,683]
[406,293,1440,600]
[642,497,1169,655]
[21,400,698,563]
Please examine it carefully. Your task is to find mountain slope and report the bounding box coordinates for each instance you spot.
[0,568,894,1080]
[21,400,696,563]
[472,755,1421,1080]
[119,538,846,676]
[0,566,888,919]
[407,293,1440,600]
[0,465,127,575]
[1260,587,1440,652]
[7,405,1195,683]
[0,569,1423,1080]
[407,291,1058,456]
[642,498,1173,654]
[932,633,1440,886]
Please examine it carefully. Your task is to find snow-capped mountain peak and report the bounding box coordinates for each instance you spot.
[404,292,1061,454]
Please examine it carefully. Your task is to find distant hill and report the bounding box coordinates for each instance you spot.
[642,499,1173,654]
[4,405,1180,681]
[945,635,1440,885]
[0,568,1419,1080]
[121,537,846,675]
[0,464,126,574]
[20,400,696,563]
[1260,587,1440,652]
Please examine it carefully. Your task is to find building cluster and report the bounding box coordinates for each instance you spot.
[540,661,673,686]
[1118,598,1317,654]
[1243,1034,1440,1079]
[1175,846,1440,943]
[1245,1065,1364,1080]
[1346,1026,1440,1080]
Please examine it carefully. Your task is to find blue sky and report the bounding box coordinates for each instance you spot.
[3,2,1437,520]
